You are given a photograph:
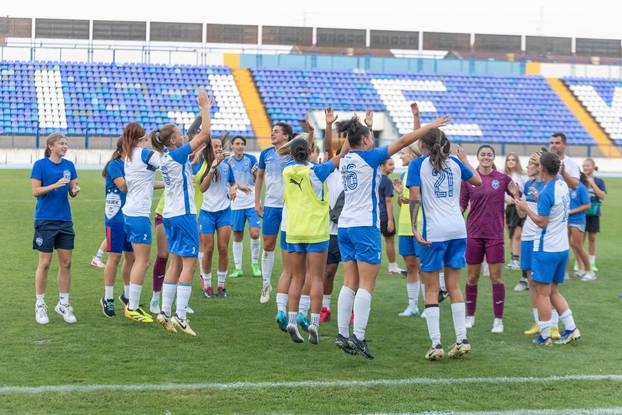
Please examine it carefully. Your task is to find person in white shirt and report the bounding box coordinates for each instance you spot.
[227,136,260,278]
[407,129,480,361]
[149,89,212,336]
[121,122,163,323]
[515,151,581,346]
[335,106,449,359]
[549,133,580,190]
[199,133,237,299]
[255,122,294,308]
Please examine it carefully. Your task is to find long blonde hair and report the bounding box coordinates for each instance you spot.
[504,152,524,176]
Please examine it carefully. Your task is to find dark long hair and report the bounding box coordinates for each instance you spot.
[335,116,369,148]
[121,122,146,160]
[200,133,229,184]
[274,122,293,141]
[149,124,176,153]
[102,137,123,178]
[420,128,450,172]
[476,144,497,171]
[540,152,561,176]
[290,138,309,163]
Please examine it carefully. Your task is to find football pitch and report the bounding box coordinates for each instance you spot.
[1,169,621,414]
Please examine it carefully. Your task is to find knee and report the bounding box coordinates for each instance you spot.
[59,257,72,270]
[38,259,52,272]
[218,242,228,254]
[466,273,479,285]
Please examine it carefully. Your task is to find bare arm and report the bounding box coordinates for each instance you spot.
[515,198,548,228]
[324,106,337,160]
[408,185,430,246]
[569,203,590,216]
[587,177,606,200]
[31,177,69,197]
[560,164,579,190]
[387,113,450,157]
[386,197,395,232]
[254,168,265,217]
[455,146,481,186]
[188,89,212,151]
[113,177,127,193]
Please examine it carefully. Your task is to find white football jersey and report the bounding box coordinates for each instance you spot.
[122,147,161,218]
[228,153,257,210]
[406,155,473,242]
[338,146,389,229]
[201,161,236,212]
[520,179,545,241]
[534,179,570,252]
[258,147,289,208]
[327,170,344,236]
[160,144,196,218]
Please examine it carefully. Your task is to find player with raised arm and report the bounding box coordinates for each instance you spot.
[335,106,449,359]
[151,88,212,336]
[407,130,481,361]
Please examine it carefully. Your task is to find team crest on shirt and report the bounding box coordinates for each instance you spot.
[63,170,71,180]
[491,179,500,190]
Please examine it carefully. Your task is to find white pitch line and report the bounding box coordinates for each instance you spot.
[364,408,622,415]
[1,374,621,395]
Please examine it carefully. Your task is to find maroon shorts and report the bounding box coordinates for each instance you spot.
[154,213,163,227]
[466,238,504,265]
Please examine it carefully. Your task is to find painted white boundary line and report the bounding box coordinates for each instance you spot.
[1,374,621,395]
[364,408,622,415]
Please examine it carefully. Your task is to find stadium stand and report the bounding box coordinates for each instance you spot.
[252,68,593,144]
[564,77,622,146]
[0,61,252,138]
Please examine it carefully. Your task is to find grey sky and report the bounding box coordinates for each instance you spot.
[4,0,622,39]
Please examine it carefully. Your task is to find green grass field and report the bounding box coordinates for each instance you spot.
[1,169,621,414]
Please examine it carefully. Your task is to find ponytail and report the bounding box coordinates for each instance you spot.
[289,138,309,163]
[420,128,450,173]
[102,137,123,178]
[150,124,176,154]
[121,122,146,160]
[335,116,369,148]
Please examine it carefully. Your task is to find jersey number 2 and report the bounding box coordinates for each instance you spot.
[432,168,454,198]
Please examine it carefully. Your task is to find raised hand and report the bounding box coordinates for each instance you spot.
[325,106,338,125]
[55,177,70,188]
[364,109,373,128]
[392,179,404,194]
[304,114,315,131]
[410,102,420,117]
[197,88,212,109]
[508,180,520,197]
[212,153,224,169]
[455,145,468,162]
[529,186,540,202]
[430,115,450,129]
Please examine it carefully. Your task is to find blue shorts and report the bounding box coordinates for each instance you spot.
[520,240,534,272]
[419,238,467,272]
[106,222,133,253]
[399,235,422,257]
[232,208,261,232]
[532,250,568,285]
[123,215,152,244]
[199,208,232,234]
[288,240,329,253]
[280,231,288,251]
[163,214,199,257]
[263,207,283,236]
[338,226,382,265]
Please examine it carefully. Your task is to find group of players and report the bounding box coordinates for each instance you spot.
[30,87,607,360]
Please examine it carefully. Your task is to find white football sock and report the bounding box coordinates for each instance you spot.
[299,294,311,316]
[288,311,297,326]
[95,248,104,260]
[539,319,552,339]
[352,289,372,340]
[261,250,275,287]
[311,313,320,328]
[322,294,332,309]
[559,309,576,331]
[551,309,559,327]
[407,282,420,308]
[217,271,227,288]
[276,292,288,313]
[104,286,114,300]
[161,282,176,317]
[128,284,142,310]
[251,238,260,264]
[232,241,243,270]
[337,286,355,337]
[451,302,467,343]
[123,284,130,298]
[36,294,45,306]
[204,272,212,287]
[151,290,160,303]
[425,305,441,346]
[59,292,69,305]
[175,283,192,320]
[532,308,539,323]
